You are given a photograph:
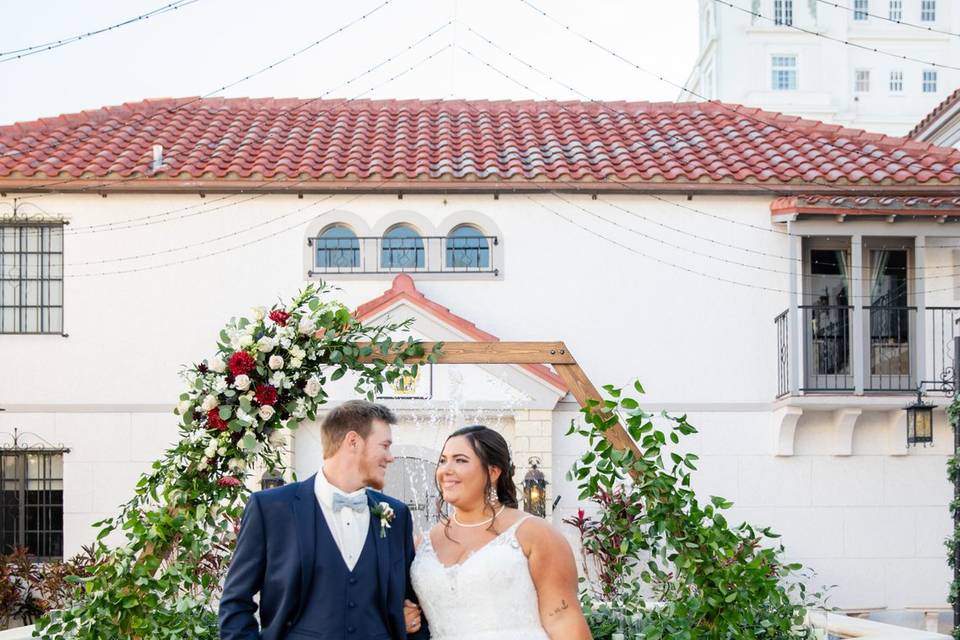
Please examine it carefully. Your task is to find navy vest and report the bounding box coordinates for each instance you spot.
[286,507,391,640]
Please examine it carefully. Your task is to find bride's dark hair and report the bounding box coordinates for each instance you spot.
[436,425,519,537]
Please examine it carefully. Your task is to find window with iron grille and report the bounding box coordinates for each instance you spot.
[771,55,798,90]
[854,69,871,92]
[853,0,869,20]
[888,0,902,20]
[923,69,938,93]
[921,0,936,21]
[0,451,64,560]
[889,70,903,92]
[774,0,793,25]
[0,223,64,334]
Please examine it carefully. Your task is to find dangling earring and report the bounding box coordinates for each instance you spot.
[488,486,498,505]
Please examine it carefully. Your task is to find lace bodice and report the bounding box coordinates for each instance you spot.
[410,516,549,640]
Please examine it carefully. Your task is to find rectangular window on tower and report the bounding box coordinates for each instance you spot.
[888,0,902,20]
[889,70,903,93]
[854,69,871,93]
[923,69,938,93]
[921,0,936,22]
[854,0,869,20]
[774,0,794,25]
[771,55,798,91]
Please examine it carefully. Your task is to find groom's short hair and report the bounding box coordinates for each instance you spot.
[321,400,397,456]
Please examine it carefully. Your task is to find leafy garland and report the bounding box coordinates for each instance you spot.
[948,396,960,639]
[566,382,819,639]
[34,283,441,639]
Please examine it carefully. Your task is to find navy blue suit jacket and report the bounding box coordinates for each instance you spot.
[218,475,429,640]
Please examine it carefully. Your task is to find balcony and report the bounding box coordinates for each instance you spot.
[775,306,960,398]
[308,235,499,277]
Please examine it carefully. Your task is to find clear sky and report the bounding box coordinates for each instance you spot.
[0,0,699,125]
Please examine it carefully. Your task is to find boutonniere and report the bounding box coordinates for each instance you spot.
[371,501,396,538]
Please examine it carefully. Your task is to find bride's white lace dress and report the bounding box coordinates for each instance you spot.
[411,516,549,640]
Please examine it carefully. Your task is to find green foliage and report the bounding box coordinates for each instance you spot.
[34,283,442,639]
[566,382,816,639]
[947,396,960,640]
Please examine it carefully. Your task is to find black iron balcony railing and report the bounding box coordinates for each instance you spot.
[776,305,960,397]
[308,235,498,276]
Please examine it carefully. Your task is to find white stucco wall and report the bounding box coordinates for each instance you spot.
[2,190,957,611]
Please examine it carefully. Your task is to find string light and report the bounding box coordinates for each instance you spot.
[0,0,200,63]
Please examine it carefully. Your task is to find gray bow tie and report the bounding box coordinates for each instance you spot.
[332,492,368,513]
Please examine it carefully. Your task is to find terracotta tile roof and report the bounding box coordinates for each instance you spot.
[771,194,960,218]
[909,86,960,140]
[355,274,567,392]
[2,97,960,192]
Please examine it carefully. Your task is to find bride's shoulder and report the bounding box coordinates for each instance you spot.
[512,511,572,552]
[416,523,443,550]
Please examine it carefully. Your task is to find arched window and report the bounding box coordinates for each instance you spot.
[315,225,360,270]
[445,225,490,270]
[381,225,425,270]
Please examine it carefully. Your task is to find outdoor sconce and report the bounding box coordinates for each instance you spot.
[523,457,548,518]
[905,389,934,447]
[261,470,285,490]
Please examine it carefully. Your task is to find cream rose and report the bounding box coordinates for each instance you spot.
[304,378,321,398]
[259,405,276,421]
[200,394,219,412]
[257,336,275,353]
[268,355,284,370]
[233,374,251,391]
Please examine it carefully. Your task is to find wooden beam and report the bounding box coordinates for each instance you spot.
[553,361,641,458]
[354,341,578,364]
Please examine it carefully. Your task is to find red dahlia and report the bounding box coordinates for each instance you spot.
[217,476,242,488]
[228,351,256,377]
[254,384,278,406]
[269,309,290,325]
[207,408,228,431]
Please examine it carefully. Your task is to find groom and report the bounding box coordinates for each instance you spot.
[219,400,428,639]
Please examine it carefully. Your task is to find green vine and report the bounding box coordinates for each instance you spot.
[947,395,960,639]
[566,382,821,639]
[34,283,441,639]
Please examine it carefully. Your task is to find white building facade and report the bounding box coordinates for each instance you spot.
[2,97,960,627]
[683,0,960,135]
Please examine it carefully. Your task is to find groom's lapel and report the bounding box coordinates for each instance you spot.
[367,491,391,609]
[293,476,318,606]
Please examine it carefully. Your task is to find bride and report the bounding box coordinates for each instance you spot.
[406,425,592,639]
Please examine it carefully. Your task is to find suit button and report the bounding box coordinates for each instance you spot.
[349,577,357,584]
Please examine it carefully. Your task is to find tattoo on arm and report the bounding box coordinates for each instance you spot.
[548,599,570,617]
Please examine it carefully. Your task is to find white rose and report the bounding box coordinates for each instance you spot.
[252,306,267,322]
[259,405,276,421]
[212,377,228,393]
[268,429,286,447]
[217,446,228,457]
[201,394,219,412]
[257,336,275,353]
[233,374,251,391]
[176,400,192,416]
[208,356,226,374]
[304,378,321,398]
[268,355,284,370]
[239,334,254,348]
[289,345,305,360]
[298,316,315,335]
[289,357,303,370]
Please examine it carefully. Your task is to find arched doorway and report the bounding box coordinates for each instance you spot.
[384,456,440,536]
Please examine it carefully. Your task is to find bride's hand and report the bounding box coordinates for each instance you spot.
[404,599,422,634]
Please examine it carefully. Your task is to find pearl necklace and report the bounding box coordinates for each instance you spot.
[452,505,506,528]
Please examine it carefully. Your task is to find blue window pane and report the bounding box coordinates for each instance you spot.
[446,226,490,269]
[315,225,359,269]
[382,226,424,269]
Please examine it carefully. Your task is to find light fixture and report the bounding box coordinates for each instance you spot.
[905,389,934,447]
[523,457,548,518]
[261,470,285,490]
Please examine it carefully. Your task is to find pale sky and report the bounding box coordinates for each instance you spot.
[0,0,699,125]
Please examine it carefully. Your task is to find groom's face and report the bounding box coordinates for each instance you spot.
[357,419,395,490]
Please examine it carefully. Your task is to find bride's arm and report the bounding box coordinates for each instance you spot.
[522,519,593,640]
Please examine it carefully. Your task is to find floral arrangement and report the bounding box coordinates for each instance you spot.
[34,283,441,640]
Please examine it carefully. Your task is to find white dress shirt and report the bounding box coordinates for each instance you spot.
[314,467,370,571]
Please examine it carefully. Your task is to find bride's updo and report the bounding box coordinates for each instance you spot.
[437,425,519,515]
